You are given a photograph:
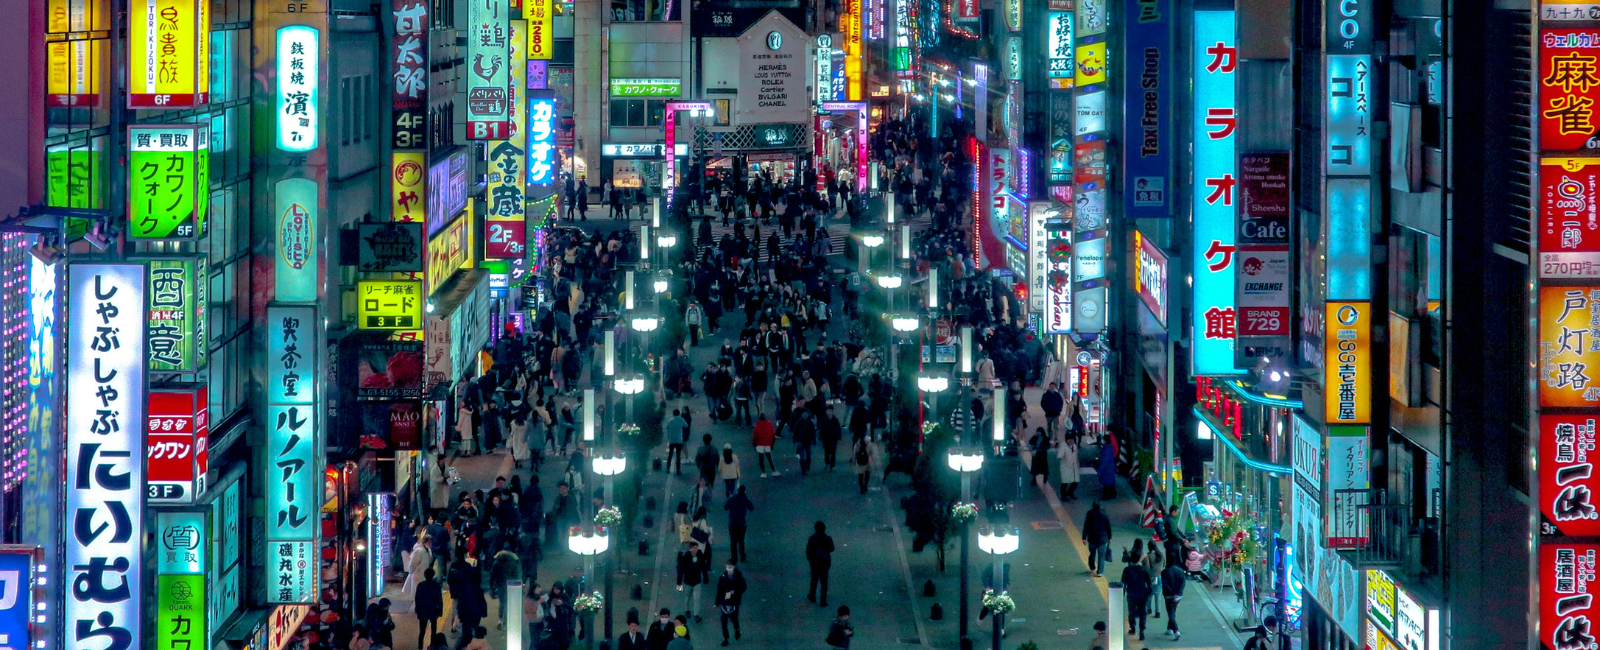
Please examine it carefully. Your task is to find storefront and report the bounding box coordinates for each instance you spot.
[601,142,688,189]
[1189,377,1296,630]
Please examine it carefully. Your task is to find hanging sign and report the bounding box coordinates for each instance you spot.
[1542,543,1600,650]
[130,0,209,108]
[1541,286,1600,407]
[393,0,429,149]
[276,26,320,151]
[1542,156,1600,278]
[487,19,528,259]
[67,263,147,648]
[1324,301,1372,424]
[528,95,557,188]
[156,510,207,650]
[265,306,320,604]
[129,124,209,240]
[147,257,208,372]
[1541,29,1600,153]
[1191,9,1241,375]
[274,178,319,303]
[358,222,425,273]
[358,280,425,330]
[526,0,553,60]
[1544,414,1600,536]
[148,387,209,503]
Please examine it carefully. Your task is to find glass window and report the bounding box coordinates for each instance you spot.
[646,100,665,126]
[627,100,645,126]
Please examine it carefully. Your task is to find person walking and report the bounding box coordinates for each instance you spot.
[1120,549,1153,641]
[510,415,531,468]
[695,435,720,488]
[723,486,754,562]
[413,569,444,649]
[1082,501,1113,578]
[676,541,710,622]
[751,415,778,478]
[402,534,433,597]
[667,623,693,650]
[646,609,675,650]
[492,545,523,627]
[665,410,689,474]
[1056,435,1081,500]
[850,438,873,495]
[824,607,854,649]
[796,408,821,476]
[718,444,742,497]
[1028,427,1051,489]
[713,560,748,646]
[1040,382,1065,437]
[1161,558,1187,640]
[805,521,835,606]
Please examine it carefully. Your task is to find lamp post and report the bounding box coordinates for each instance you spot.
[614,375,646,424]
[947,449,985,644]
[918,373,949,435]
[878,273,903,312]
[889,313,919,385]
[861,233,886,276]
[977,526,1020,650]
[567,526,611,650]
[592,452,628,644]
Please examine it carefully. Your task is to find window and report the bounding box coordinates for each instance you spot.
[341,77,352,146]
[609,99,669,127]
[610,0,679,21]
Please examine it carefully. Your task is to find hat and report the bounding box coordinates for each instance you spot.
[723,443,732,449]
[675,625,689,637]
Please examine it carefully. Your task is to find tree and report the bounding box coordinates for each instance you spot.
[900,422,958,570]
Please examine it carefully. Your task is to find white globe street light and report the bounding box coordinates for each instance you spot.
[877,274,903,289]
[657,234,678,249]
[630,316,660,332]
[891,315,920,332]
[946,448,986,474]
[862,234,886,248]
[976,526,1020,556]
[653,278,670,294]
[567,526,612,556]
[918,375,950,393]
[613,377,646,395]
[592,452,628,477]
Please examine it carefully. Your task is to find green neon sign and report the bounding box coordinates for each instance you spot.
[611,78,682,97]
[129,124,209,239]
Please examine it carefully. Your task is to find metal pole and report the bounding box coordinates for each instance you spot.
[605,552,616,644]
[960,473,972,643]
[585,555,596,650]
[992,552,1005,650]
[507,581,525,650]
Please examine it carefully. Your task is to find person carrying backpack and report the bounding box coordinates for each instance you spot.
[851,438,873,495]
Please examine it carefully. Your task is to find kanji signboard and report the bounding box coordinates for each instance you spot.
[1542,157,1600,279]
[156,510,207,650]
[67,263,147,649]
[527,95,557,187]
[525,0,553,60]
[486,20,528,260]
[392,0,429,149]
[1542,415,1600,536]
[129,124,208,240]
[1047,12,1074,83]
[1191,10,1241,375]
[1542,286,1600,407]
[358,280,425,330]
[146,257,208,371]
[276,26,320,152]
[130,0,209,108]
[1324,301,1372,424]
[1543,29,1600,153]
[1541,544,1600,650]
[265,306,320,604]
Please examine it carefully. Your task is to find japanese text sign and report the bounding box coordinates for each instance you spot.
[0,551,33,650]
[148,387,209,504]
[1134,230,1167,326]
[1028,202,1055,312]
[1543,157,1600,279]
[1326,54,1372,176]
[1191,10,1241,376]
[1544,415,1600,536]
[1542,286,1600,407]
[528,95,557,187]
[427,150,470,236]
[1324,301,1371,424]
[276,26,320,152]
[1048,12,1074,81]
[1325,424,1370,548]
[157,566,206,650]
[1045,218,1073,333]
[67,263,147,649]
[610,78,682,97]
[358,280,424,330]
[426,214,470,296]
[525,0,553,60]
[129,124,209,240]
[131,0,209,108]
[157,510,206,575]
[48,39,104,108]
[391,151,428,225]
[267,306,317,406]
[146,257,208,372]
[1075,42,1106,87]
[468,0,511,139]
[1123,0,1168,218]
[1541,544,1600,650]
[1543,30,1600,153]
[487,20,528,254]
[264,304,320,604]
[392,0,428,149]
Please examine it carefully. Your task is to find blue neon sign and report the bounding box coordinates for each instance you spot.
[1191,10,1242,375]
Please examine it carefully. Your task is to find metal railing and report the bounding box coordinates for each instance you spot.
[1330,488,1441,578]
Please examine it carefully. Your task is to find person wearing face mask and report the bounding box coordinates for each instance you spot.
[646,609,675,650]
[713,560,748,646]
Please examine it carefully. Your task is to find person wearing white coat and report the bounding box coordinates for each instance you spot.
[402,536,433,597]
[1055,436,1081,501]
[509,416,531,468]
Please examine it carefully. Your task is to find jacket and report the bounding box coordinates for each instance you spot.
[1056,440,1081,483]
[825,620,853,649]
[1120,564,1153,601]
[1082,505,1113,546]
[723,491,755,528]
[806,531,835,567]
[1161,564,1188,598]
[618,631,648,650]
[752,419,777,447]
[713,569,748,606]
[719,455,741,480]
[1040,389,1065,416]
[677,549,708,586]
[414,579,444,618]
[646,621,675,650]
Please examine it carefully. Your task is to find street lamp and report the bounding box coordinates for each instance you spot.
[977,526,1021,650]
[891,315,920,333]
[946,448,985,644]
[591,452,628,644]
[567,526,612,650]
[653,277,670,294]
[919,373,949,435]
[878,273,903,311]
[630,316,660,333]
[863,234,885,248]
[614,375,646,424]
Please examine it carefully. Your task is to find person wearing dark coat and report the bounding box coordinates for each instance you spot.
[1161,561,1188,640]
[1040,384,1065,436]
[1120,557,1154,640]
[723,487,755,562]
[713,561,748,645]
[805,521,835,606]
[414,570,445,649]
[646,609,676,650]
[618,620,649,650]
[1082,502,1113,577]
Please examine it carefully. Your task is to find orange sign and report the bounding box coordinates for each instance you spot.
[392,151,427,223]
[1541,29,1600,152]
[1540,285,1600,407]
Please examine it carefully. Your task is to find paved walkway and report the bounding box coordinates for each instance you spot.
[378,218,1245,650]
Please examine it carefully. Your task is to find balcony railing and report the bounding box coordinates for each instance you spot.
[1330,488,1442,579]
